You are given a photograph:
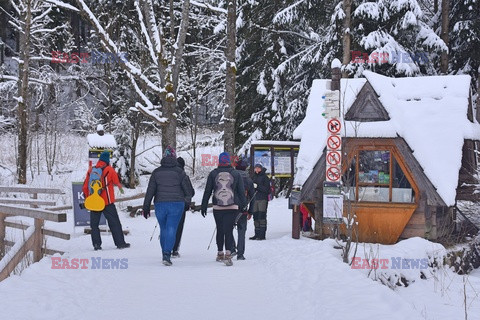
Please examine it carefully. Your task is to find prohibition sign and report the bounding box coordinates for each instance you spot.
[327,135,341,150]
[326,151,341,166]
[326,166,341,181]
[327,119,341,134]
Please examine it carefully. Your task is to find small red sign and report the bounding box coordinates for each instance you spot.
[326,151,341,166]
[327,119,341,134]
[326,166,341,182]
[327,135,341,150]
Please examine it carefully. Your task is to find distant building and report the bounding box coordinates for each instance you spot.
[87,124,117,166]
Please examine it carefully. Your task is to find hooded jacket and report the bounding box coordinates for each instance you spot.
[143,156,193,212]
[252,167,271,201]
[201,165,247,212]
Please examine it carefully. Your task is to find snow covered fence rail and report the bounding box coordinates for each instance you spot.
[0,186,68,282]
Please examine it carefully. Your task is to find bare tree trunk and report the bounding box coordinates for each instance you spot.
[440,0,449,74]
[129,116,141,189]
[159,0,190,152]
[17,0,32,184]
[434,0,438,13]
[224,0,236,155]
[342,0,352,78]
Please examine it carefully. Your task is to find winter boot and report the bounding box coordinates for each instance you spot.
[162,252,172,266]
[257,228,266,240]
[224,251,233,266]
[237,254,246,260]
[216,252,225,262]
[172,251,180,258]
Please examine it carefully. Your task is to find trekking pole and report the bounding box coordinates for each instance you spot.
[150,221,158,241]
[207,227,216,250]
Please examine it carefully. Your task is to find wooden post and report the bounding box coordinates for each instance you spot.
[31,193,43,262]
[0,213,5,259]
[314,194,323,239]
[33,218,44,262]
[292,205,300,239]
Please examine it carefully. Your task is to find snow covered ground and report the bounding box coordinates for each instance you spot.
[0,197,479,320]
[0,133,479,320]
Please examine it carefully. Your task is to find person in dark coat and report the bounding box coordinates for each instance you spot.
[142,146,193,266]
[201,152,247,266]
[250,163,271,240]
[231,157,255,260]
[171,156,195,258]
[82,150,130,250]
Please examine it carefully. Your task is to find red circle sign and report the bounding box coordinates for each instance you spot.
[327,135,341,150]
[327,119,341,134]
[326,166,341,181]
[327,151,341,166]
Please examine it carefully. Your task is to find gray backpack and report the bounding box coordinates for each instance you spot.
[213,170,235,206]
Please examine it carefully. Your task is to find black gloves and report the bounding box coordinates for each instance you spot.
[143,210,150,219]
[201,209,207,218]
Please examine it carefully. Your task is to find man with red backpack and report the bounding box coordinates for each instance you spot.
[82,150,130,251]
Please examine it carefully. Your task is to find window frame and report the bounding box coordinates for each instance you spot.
[343,139,419,205]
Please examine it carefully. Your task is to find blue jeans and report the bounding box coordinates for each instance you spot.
[154,202,185,254]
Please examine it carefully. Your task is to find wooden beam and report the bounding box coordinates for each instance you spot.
[84,227,129,235]
[116,192,146,202]
[45,205,72,211]
[5,221,70,240]
[4,221,28,230]
[0,198,56,206]
[0,229,35,282]
[42,248,64,256]
[0,204,66,222]
[0,186,64,194]
[0,213,5,259]
[42,228,70,240]
[4,241,65,256]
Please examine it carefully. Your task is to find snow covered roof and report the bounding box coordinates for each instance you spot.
[251,140,301,146]
[293,71,480,206]
[87,133,117,148]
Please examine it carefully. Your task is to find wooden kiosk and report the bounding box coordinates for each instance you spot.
[294,68,480,244]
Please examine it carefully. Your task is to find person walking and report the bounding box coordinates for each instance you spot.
[201,152,247,266]
[171,156,195,258]
[142,146,193,266]
[231,157,255,260]
[82,150,130,250]
[250,163,271,240]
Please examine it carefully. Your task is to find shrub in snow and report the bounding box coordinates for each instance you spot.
[444,235,480,275]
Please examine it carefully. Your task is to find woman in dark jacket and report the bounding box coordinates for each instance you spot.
[143,146,193,266]
[172,157,195,257]
[250,163,271,240]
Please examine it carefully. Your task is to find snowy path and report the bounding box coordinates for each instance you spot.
[0,198,478,320]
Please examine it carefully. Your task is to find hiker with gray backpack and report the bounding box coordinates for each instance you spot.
[201,152,247,266]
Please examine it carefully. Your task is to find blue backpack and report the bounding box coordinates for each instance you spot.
[88,166,105,195]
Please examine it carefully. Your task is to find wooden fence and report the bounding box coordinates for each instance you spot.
[0,186,69,282]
